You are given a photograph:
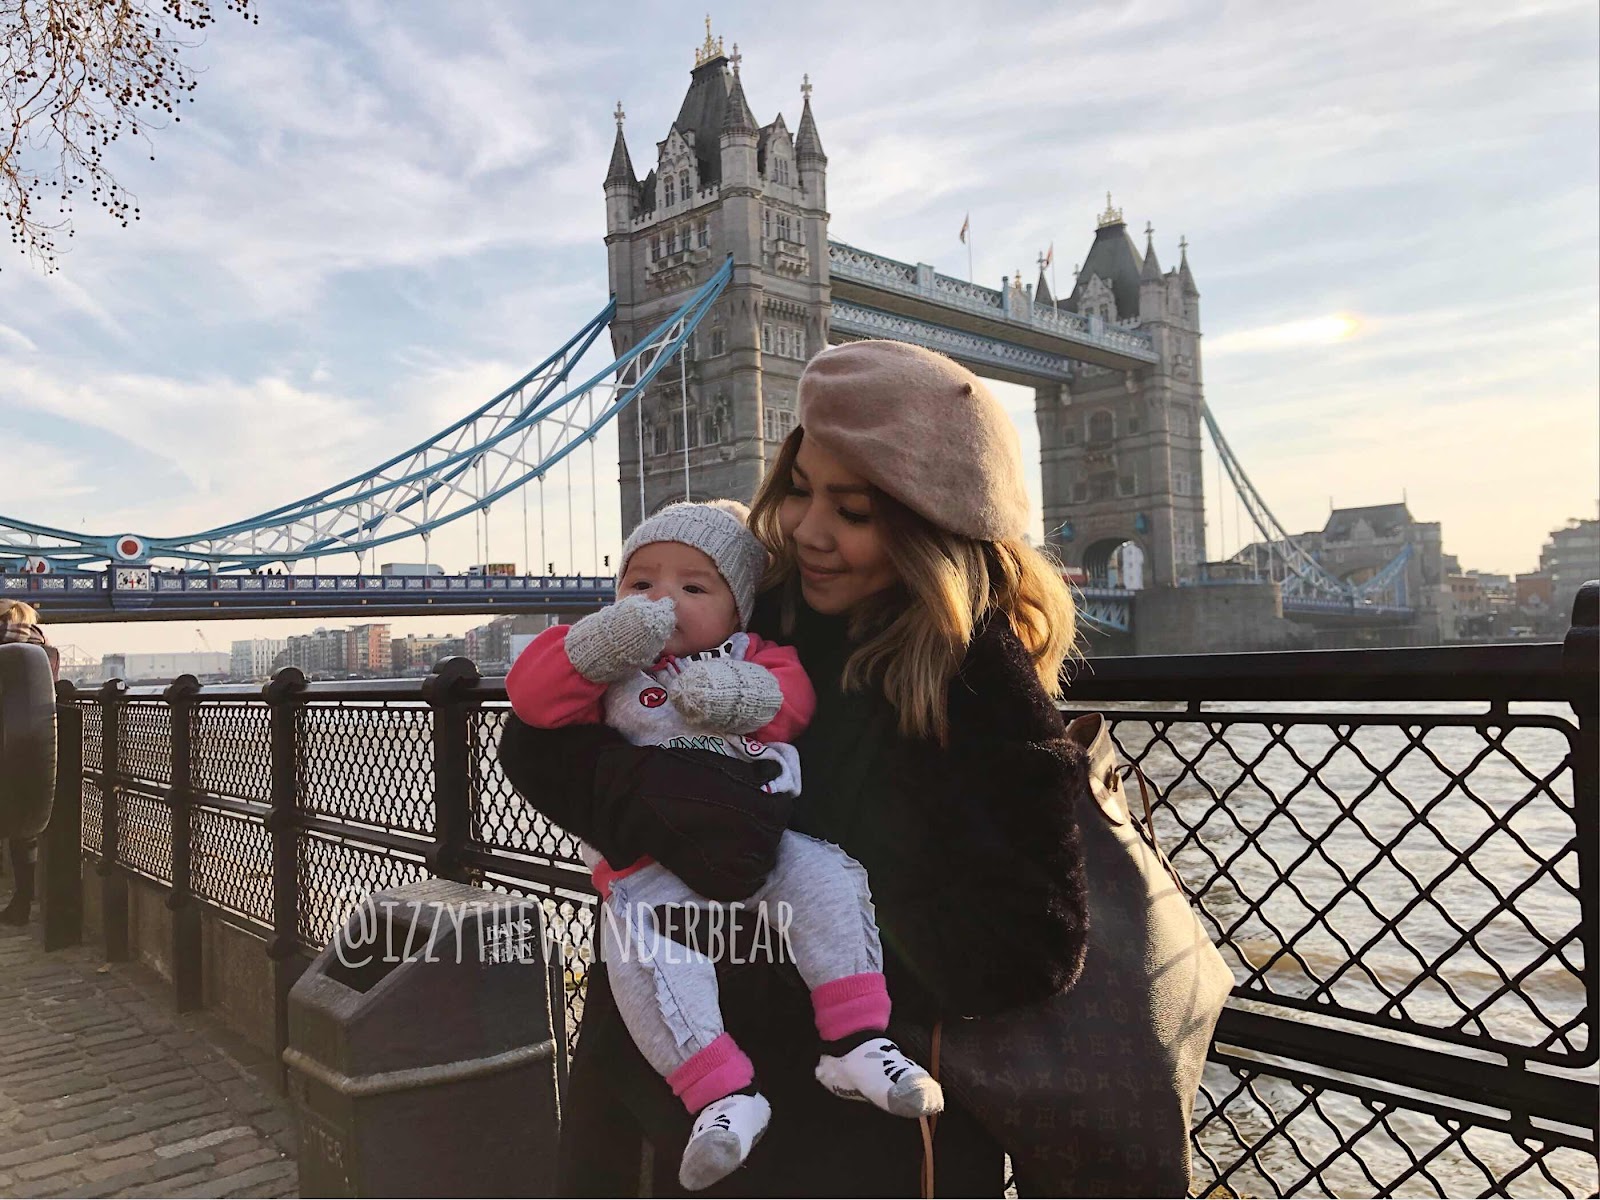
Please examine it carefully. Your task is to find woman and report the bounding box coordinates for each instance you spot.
[500,340,1091,1195]
[1,598,58,926]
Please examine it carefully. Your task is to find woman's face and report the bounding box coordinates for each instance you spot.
[778,436,900,615]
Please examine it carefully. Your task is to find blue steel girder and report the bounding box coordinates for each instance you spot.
[1200,401,1352,603]
[1075,586,1132,633]
[0,258,733,571]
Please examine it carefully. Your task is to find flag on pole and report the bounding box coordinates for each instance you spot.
[959,214,970,244]
[1043,243,1054,268]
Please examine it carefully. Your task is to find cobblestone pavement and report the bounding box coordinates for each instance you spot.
[0,922,298,1198]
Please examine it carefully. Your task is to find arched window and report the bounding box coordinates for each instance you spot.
[664,174,676,207]
[697,220,709,248]
[679,170,690,198]
[1089,410,1114,443]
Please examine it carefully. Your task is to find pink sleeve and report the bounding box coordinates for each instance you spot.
[506,625,608,728]
[743,635,816,744]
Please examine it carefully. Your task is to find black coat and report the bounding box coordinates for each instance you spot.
[498,594,1090,1196]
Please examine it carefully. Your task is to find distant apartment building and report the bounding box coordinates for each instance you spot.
[1464,570,1513,607]
[391,633,467,675]
[274,627,347,677]
[1515,571,1554,612]
[1447,573,1487,617]
[230,638,287,681]
[100,651,230,683]
[465,615,556,671]
[345,624,392,676]
[1539,518,1600,624]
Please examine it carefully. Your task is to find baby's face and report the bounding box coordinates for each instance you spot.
[618,541,739,658]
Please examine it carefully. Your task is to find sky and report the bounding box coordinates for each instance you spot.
[2,0,1596,662]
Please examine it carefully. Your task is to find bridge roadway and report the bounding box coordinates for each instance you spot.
[4,570,615,624]
[5,569,1147,629]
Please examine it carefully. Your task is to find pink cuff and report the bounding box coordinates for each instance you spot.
[811,972,892,1042]
[667,1033,754,1113]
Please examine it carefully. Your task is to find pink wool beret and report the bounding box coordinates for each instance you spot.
[796,340,1031,541]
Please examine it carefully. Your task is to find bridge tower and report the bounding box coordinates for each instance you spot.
[604,25,831,533]
[1037,198,1206,588]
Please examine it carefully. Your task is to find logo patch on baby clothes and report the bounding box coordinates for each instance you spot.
[639,686,668,709]
[742,736,768,756]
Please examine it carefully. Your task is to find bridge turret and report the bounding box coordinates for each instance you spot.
[603,101,638,239]
[1178,235,1200,329]
[719,62,760,192]
[604,27,831,532]
[796,75,827,211]
[1138,224,1166,321]
[1039,200,1207,590]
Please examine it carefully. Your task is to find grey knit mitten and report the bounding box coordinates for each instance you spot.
[668,658,784,735]
[565,595,677,683]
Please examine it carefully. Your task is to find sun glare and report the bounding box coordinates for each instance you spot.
[1207,312,1364,355]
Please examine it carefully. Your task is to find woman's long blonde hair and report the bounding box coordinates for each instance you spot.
[749,429,1077,743]
[0,599,40,624]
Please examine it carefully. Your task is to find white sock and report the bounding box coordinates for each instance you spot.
[678,1091,772,1192]
[814,1038,945,1118]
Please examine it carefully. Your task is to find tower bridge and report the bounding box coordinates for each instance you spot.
[0,23,1441,650]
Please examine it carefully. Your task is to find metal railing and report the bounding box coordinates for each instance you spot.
[52,586,1598,1198]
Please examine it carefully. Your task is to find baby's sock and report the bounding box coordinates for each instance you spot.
[810,971,892,1043]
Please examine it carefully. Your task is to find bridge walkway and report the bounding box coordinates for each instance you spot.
[0,922,298,1198]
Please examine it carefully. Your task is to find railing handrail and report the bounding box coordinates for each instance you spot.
[56,638,1585,707]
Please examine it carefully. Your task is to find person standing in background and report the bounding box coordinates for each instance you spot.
[1,598,57,925]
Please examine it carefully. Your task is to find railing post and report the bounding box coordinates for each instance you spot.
[1564,580,1597,1109]
[164,674,202,1011]
[98,677,130,962]
[38,680,83,951]
[263,666,307,1088]
[423,656,481,884]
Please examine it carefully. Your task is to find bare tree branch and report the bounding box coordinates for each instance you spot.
[1,0,257,273]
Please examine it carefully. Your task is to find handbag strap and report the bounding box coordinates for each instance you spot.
[919,1021,943,1198]
[1121,762,1190,897]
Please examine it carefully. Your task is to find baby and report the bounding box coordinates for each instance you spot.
[507,501,942,1191]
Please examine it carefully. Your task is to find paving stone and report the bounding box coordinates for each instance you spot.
[212,1159,298,1197]
[0,927,298,1198]
[155,1125,256,1159]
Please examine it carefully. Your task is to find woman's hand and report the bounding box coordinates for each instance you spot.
[498,716,786,900]
[564,595,676,683]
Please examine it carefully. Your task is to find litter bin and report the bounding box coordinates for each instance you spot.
[285,878,561,1197]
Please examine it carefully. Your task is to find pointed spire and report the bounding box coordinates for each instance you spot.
[1097,191,1124,228]
[605,100,636,188]
[1035,249,1054,305]
[694,15,726,68]
[795,74,827,163]
[1141,221,1163,281]
[1179,235,1198,295]
[722,64,757,136]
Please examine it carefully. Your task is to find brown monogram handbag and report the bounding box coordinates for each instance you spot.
[903,712,1234,1198]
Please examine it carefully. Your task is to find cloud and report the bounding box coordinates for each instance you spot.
[0,324,36,354]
